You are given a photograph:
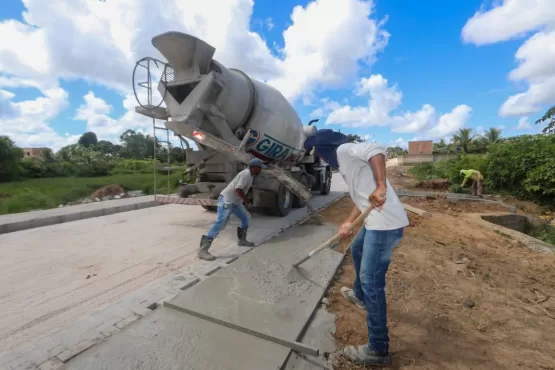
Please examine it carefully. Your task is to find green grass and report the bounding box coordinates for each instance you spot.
[0,172,182,215]
[529,222,555,246]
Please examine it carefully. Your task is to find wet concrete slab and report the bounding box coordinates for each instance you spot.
[166,223,343,350]
[63,223,344,370]
[65,306,290,370]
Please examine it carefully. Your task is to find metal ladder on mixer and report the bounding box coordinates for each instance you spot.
[134,57,174,200]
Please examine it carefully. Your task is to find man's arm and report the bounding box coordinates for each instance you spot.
[369,154,387,188]
[235,188,250,205]
[460,174,469,187]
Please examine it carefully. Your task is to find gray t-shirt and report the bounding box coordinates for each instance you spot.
[220,169,253,204]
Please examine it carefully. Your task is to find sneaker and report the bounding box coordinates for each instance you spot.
[342,344,391,366]
[340,287,365,310]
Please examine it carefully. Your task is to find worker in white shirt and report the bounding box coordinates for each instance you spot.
[308,129,409,367]
[198,158,266,261]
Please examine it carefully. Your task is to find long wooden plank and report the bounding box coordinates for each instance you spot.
[403,203,432,217]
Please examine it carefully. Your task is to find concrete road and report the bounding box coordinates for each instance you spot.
[0,175,347,369]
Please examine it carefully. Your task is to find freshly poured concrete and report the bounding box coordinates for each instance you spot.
[65,306,290,370]
[166,224,343,343]
[64,223,344,370]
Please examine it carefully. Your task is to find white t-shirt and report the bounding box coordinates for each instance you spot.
[337,142,409,231]
[220,169,253,204]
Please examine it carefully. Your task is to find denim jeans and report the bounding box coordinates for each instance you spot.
[350,227,404,355]
[206,197,251,239]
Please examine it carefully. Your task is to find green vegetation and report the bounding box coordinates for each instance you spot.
[529,222,555,247]
[408,130,555,206]
[0,130,188,215]
[0,173,182,215]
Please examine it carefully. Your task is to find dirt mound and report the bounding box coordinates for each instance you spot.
[413,178,452,190]
[320,197,555,370]
[403,197,512,216]
[0,192,13,201]
[90,184,126,199]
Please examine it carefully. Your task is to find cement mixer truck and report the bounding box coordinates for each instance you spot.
[134,31,332,217]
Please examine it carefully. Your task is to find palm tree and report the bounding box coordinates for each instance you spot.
[536,105,555,134]
[452,128,474,153]
[483,128,501,144]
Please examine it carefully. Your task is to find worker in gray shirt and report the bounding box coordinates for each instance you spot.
[198,158,266,261]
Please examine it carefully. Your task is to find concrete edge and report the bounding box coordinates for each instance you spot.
[466,212,553,254]
[0,200,160,235]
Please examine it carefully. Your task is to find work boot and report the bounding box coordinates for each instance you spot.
[341,287,366,310]
[342,344,391,367]
[237,227,255,247]
[198,235,216,261]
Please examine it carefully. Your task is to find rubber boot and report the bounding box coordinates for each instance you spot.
[198,235,216,261]
[237,227,255,247]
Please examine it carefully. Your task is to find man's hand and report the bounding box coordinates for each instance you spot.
[245,201,253,210]
[369,185,387,210]
[339,222,353,239]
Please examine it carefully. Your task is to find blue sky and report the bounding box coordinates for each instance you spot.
[0,0,551,150]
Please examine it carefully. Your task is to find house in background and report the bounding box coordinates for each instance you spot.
[22,147,49,158]
[408,140,433,155]
[398,140,455,165]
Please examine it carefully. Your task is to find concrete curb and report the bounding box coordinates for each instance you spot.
[0,197,160,235]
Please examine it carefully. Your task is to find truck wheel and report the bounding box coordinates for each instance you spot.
[320,168,332,195]
[202,205,217,212]
[292,174,309,209]
[272,183,292,217]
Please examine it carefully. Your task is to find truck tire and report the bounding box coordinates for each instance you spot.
[202,205,217,212]
[320,168,332,195]
[271,183,292,217]
[292,174,309,209]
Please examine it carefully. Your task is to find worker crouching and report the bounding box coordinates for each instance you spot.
[198,158,266,261]
[460,169,484,197]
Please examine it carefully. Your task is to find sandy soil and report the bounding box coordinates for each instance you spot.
[319,192,555,369]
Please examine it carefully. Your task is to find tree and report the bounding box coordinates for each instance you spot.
[0,136,23,181]
[483,128,502,144]
[78,132,98,147]
[535,105,555,134]
[386,146,405,158]
[452,128,474,153]
[119,129,159,159]
[96,140,117,155]
[346,134,365,143]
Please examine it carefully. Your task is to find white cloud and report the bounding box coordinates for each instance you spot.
[462,0,555,117]
[322,74,472,139]
[0,85,79,150]
[516,116,533,129]
[0,0,389,149]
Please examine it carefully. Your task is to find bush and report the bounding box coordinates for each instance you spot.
[486,135,555,204]
[409,154,487,185]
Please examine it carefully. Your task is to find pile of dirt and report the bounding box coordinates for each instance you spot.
[0,192,13,201]
[320,197,555,370]
[90,184,127,199]
[413,178,452,190]
[403,197,514,217]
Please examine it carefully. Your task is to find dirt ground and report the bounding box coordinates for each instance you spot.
[319,183,555,369]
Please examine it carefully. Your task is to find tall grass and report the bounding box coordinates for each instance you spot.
[0,172,182,215]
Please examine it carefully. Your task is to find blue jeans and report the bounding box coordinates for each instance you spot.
[206,197,251,239]
[351,227,404,355]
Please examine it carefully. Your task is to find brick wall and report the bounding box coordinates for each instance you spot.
[408,140,433,155]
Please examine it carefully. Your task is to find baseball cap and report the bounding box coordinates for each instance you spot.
[249,158,267,168]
